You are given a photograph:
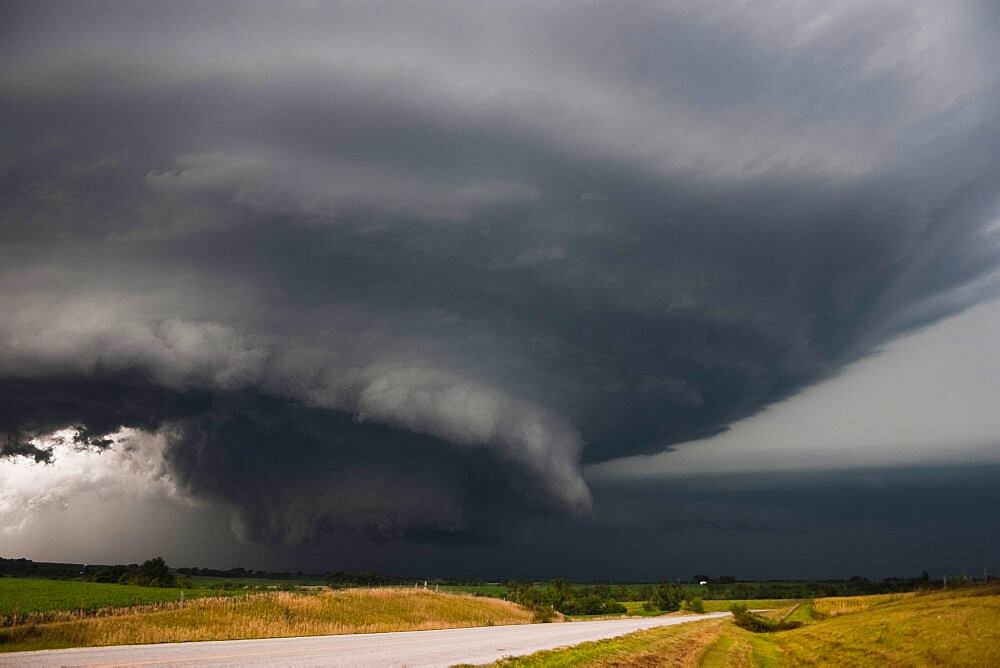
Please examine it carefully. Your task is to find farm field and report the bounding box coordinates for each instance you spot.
[496,585,1000,666]
[0,578,240,620]
[436,584,511,598]
[809,592,912,617]
[0,587,534,653]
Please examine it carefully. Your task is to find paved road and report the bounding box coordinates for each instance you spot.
[1,613,728,667]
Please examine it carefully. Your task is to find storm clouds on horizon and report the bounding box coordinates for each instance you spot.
[2,1,999,576]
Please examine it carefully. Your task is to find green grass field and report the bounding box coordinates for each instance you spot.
[779,601,816,624]
[496,585,1000,666]
[436,584,511,598]
[0,578,240,621]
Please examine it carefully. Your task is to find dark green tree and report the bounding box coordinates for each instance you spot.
[647,582,683,612]
[136,557,176,587]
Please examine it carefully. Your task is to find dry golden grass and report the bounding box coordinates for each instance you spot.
[759,604,799,621]
[1,587,535,652]
[772,586,1000,666]
[493,586,1000,667]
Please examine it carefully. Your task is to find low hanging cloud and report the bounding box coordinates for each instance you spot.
[0,294,591,541]
[1,1,999,549]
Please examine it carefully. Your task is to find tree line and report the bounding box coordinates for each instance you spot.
[507,579,704,616]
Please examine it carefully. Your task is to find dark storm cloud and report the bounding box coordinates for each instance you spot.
[163,392,580,544]
[562,466,1000,580]
[0,374,211,463]
[2,2,999,544]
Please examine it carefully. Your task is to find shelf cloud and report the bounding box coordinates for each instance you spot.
[1,1,999,562]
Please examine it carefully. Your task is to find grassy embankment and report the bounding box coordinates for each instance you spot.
[0,587,534,653]
[495,585,1000,666]
[494,618,733,667]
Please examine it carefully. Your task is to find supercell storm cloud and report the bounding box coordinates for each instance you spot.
[1,2,999,551]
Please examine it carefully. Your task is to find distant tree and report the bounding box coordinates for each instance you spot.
[648,582,682,612]
[603,599,627,614]
[92,564,129,584]
[135,557,176,587]
[684,596,705,613]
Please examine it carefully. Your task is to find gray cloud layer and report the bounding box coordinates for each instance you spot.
[1,1,999,546]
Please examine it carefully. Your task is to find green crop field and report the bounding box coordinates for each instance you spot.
[0,578,239,621]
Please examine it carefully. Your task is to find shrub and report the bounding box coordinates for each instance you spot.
[648,583,682,612]
[730,604,802,632]
[603,600,627,614]
[684,596,705,613]
[531,605,556,623]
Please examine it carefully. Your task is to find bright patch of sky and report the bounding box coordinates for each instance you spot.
[589,299,1000,479]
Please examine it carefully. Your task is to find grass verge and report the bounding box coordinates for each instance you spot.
[770,586,1000,666]
[493,618,728,667]
[489,585,1000,666]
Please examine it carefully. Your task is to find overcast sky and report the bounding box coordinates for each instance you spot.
[2,1,999,579]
